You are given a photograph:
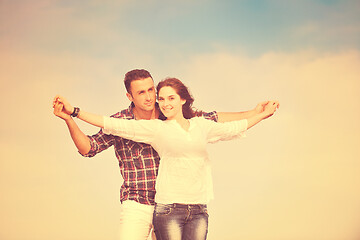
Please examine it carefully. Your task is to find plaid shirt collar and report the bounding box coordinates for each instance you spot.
[124,102,136,119]
[124,102,165,120]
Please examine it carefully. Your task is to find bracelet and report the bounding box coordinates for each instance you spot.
[71,107,80,117]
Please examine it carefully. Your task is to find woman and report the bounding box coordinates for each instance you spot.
[53,78,279,240]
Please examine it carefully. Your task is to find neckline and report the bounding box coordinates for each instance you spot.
[166,118,191,132]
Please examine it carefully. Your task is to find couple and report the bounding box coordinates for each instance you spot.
[53,69,279,240]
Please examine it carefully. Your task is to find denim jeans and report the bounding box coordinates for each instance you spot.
[153,203,209,240]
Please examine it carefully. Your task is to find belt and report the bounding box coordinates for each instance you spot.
[165,203,207,209]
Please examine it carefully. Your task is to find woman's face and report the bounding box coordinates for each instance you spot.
[158,86,186,120]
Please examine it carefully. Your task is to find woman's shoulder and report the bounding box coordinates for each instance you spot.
[136,118,164,125]
[190,116,214,126]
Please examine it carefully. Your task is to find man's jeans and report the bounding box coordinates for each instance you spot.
[118,200,156,240]
[153,203,209,240]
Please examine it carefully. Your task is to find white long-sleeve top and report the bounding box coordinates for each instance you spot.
[103,116,247,204]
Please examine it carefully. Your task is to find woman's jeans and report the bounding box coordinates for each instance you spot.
[153,203,209,240]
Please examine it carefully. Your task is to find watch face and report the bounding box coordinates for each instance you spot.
[71,107,80,117]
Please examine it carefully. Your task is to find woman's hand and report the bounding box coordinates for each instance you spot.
[52,95,73,120]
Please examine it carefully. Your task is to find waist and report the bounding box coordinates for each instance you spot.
[156,203,207,209]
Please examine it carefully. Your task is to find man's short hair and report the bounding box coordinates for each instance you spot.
[124,69,153,94]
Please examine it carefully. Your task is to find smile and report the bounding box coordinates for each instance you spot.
[145,102,153,106]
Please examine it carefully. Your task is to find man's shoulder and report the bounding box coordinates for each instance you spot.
[195,111,218,122]
[191,116,212,124]
[109,107,134,119]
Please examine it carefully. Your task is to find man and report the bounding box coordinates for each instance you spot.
[53,69,274,240]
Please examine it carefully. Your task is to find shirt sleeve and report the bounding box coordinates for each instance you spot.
[80,129,116,157]
[102,116,159,144]
[196,111,218,122]
[197,117,248,143]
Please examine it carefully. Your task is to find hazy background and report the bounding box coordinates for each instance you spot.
[1,0,360,239]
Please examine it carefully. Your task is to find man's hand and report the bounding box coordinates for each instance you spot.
[254,101,270,114]
[262,101,280,119]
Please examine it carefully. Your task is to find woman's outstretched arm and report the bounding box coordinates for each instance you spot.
[53,95,104,128]
[77,110,104,128]
[53,95,158,144]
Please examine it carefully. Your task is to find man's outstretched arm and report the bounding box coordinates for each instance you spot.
[246,101,279,129]
[53,95,91,155]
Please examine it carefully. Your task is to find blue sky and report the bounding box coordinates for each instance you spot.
[3,0,359,58]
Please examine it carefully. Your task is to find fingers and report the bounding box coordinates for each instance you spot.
[261,100,279,109]
[53,95,65,103]
[52,96,57,107]
[53,102,63,115]
[273,101,280,109]
[52,95,68,110]
[269,100,280,108]
[264,100,280,114]
[53,102,59,115]
[53,95,61,107]
[271,101,280,114]
[260,101,269,107]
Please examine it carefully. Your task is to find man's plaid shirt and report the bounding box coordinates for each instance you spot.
[81,103,218,205]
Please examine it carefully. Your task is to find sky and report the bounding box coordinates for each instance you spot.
[1,0,360,239]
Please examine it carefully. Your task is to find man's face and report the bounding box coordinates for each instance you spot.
[127,77,156,112]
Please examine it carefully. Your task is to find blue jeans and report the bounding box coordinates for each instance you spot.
[153,203,209,240]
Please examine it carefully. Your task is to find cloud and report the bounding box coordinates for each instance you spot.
[180,49,360,114]
[175,49,360,239]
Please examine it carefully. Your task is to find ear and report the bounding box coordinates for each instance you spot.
[181,99,186,105]
[126,92,133,102]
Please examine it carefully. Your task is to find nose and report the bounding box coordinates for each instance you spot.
[162,99,169,107]
[145,92,151,100]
